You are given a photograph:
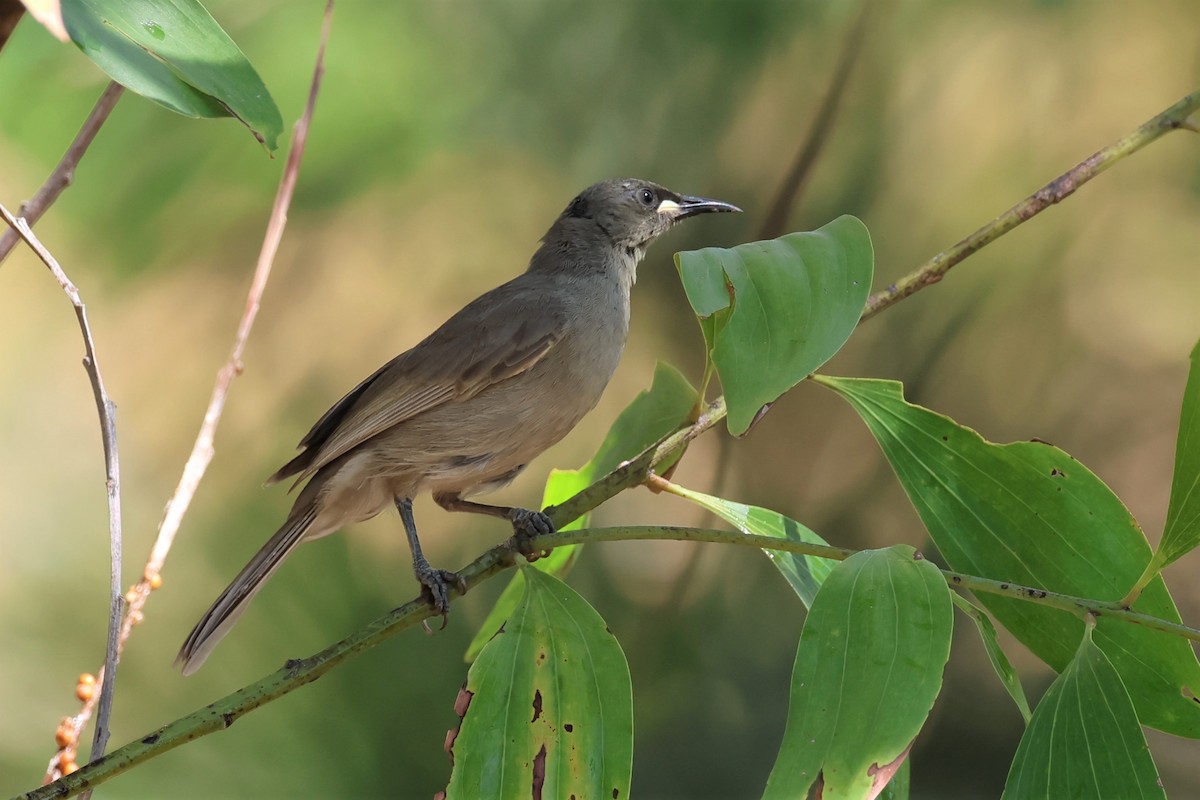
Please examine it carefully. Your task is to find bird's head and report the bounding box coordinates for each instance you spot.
[548,178,740,262]
[530,178,739,284]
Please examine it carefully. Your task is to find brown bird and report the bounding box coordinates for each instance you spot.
[177,178,739,674]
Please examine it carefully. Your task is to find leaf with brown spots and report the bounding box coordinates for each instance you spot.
[445,566,631,799]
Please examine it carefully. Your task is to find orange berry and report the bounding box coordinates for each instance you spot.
[54,723,74,748]
[75,682,95,702]
[78,673,96,686]
[148,573,163,590]
[60,760,79,775]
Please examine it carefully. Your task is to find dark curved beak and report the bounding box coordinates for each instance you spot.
[658,194,742,220]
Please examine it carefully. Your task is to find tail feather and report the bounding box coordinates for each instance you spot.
[176,504,318,675]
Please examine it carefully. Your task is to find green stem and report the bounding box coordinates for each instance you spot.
[23,524,1200,800]
[861,90,1200,321]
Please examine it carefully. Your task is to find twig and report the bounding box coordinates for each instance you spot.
[0,207,124,777]
[22,522,1200,800]
[860,90,1200,321]
[0,82,125,266]
[756,0,874,241]
[36,2,334,785]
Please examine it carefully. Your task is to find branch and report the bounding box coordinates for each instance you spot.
[23,522,1200,799]
[0,82,125,266]
[860,89,1200,321]
[0,207,124,773]
[36,3,334,784]
[544,397,727,527]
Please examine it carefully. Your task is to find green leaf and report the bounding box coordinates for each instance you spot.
[447,566,632,800]
[676,215,873,435]
[62,0,283,150]
[819,376,1200,737]
[763,545,952,799]
[951,593,1032,723]
[1002,624,1166,800]
[1155,338,1200,569]
[464,362,695,661]
[659,483,833,607]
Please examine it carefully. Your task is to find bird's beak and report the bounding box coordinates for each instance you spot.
[657,194,742,220]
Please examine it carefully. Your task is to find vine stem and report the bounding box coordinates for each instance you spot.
[20,523,1200,800]
[861,90,1200,321]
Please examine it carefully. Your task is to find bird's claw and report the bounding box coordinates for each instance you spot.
[507,508,555,561]
[414,562,464,632]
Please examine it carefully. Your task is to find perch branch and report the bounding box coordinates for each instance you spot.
[22,523,1200,799]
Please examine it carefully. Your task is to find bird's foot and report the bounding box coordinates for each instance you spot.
[507,507,555,562]
[414,559,466,633]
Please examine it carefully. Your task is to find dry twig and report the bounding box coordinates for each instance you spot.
[34,2,334,784]
[0,205,125,780]
[0,82,125,266]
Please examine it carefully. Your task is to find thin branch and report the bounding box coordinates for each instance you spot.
[0,82,125,266]
[544,397,727,527]
[861,90,1200,321]
[757,0,874,240]
[23,521,1200,799]
[36,2,334,784]
[0,207,124,774]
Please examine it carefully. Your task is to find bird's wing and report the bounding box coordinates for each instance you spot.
[268,283,564,485]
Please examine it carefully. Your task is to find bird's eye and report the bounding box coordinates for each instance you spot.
[637,188,656,207]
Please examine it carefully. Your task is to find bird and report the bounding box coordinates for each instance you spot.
[177,178,740,675]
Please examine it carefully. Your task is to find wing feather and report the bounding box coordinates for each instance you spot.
[269,279,564,485]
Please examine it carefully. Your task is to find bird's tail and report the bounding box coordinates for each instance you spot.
[176,504,319,676]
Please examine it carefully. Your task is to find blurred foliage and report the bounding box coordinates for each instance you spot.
[1,0,1198,797]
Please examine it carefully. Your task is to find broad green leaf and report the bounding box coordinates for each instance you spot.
[763,546,952,800]
[447,566,632,800]
[951,593,1031,723]
[819,376,1200,737]
[1155,338,1200,568]
[464,362,695,661]
[676,215,873,435]
[62,0,282,150]
[1002,625,1165,800]
[660,482,833,607]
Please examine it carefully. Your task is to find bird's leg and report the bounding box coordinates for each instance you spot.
[395,497,464,629]
[433,491,554,558]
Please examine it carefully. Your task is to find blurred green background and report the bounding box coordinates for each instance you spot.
[2,1,1199,797]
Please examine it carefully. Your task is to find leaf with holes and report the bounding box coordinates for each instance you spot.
[447,566,632,799]
[676,215,873,435]
[818,375,1200,737]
